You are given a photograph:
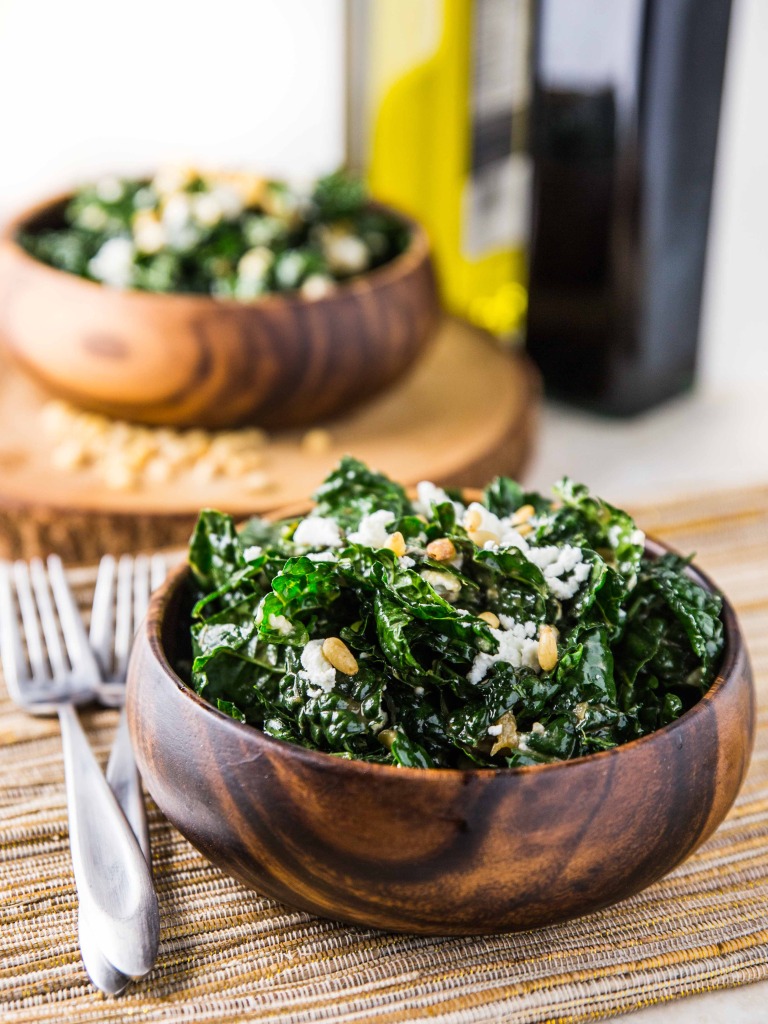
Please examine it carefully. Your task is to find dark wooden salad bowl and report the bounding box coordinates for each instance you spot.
[127,539,754,934]
[0,193,439,429]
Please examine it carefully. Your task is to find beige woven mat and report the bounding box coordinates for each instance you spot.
[1,485,768,1024]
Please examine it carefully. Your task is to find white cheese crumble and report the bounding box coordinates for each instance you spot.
[487,724,503,736]
[293,516,343,549]
[420,569,462,602]
[347,509,395,549]
[464,502,504,537]
[268,614,293,636]
[243,544,262,562]
[413,481,463,518]
[299,639,336,693]
[305,551,337,562]
[608,524,646,550]
[400,555,416,569]
[526,544,591,601]
[469,620,539,684]
[88,237,135,289]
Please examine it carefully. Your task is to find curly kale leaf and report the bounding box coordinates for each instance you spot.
[312,456,410,529]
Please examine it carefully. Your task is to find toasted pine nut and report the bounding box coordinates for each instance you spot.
[511,504,535,526]
[322,637,359,675]
[538,625,559,672]
[426,537,456,562]
[517,523,534,537]
[301,428,332,455]
[464,509,483,532]
[377,728,398,750]
[469,529,500,548]
[387,531,406,557]
[414,514,428,524]
[478,611,500,629]
[490,712,519,757]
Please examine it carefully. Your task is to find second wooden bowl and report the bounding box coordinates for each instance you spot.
[127,540,754,934]
[0,195,439,429]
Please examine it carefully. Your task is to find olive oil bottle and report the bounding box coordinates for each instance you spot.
[526,0,732,414]
[346,0,533,339]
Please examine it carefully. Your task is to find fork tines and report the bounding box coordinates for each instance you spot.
[0,557,101,708]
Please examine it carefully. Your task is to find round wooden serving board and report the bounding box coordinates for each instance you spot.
[0,317,540,562]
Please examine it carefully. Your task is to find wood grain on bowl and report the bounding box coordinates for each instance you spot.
[0,193,439,429]
[0,319,540,560]
[127,542,755,935]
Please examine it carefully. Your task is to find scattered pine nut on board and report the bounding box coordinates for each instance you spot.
[0,318,539,561]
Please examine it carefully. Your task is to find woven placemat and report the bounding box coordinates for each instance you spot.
[1,485,767,1023]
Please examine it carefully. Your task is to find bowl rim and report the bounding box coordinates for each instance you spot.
[0,188,432,311]
[142,534,744,782]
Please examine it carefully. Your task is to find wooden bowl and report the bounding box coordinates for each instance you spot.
[127,539,754,935]
[0,193,439,429]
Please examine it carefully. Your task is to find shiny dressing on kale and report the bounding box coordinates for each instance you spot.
[187,458,725,768]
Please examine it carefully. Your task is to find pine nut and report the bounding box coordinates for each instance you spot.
[490,712,519,757]
[377,728,398,750]
[538,625,559,672]
[478,611,500,629]
[301,428,332,455]
[517,523,534,537]
[469,529,500,548]
[387,531,406,557]
[464,509,483,532]
[426,537,456,562]
[322,637,359,675]
[511,504,535,526]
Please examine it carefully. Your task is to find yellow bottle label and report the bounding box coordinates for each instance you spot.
[349,0,531,339]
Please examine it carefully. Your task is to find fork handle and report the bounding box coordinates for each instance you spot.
[58,704,159,979]
[107,708,151,863]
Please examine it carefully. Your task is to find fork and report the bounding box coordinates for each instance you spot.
[0,556,159,982]
[76,553,167,994]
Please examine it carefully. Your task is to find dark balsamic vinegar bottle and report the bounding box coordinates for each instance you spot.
[525,0,732,415]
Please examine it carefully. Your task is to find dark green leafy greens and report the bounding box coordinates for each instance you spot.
[19,168,408,299]
[185,457,725,768]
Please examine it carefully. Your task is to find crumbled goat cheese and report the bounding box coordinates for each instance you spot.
[209,184,244,220]
[487,724,503,736]
[301,274,335,300]
[420,569,462,602]
[324,233,369,274]
[497,521,533,551]
[268,614,293,636]
[293,516,343,549]
[191,192,224,228]
[464,502,504,537]
[243,545,262,562]
[306,551,337,562]
[549,561,591,599]
[469,620,539,684]
[608,524,646,550]
[400,555,416,569]
[88,238,135,289]
[299,639,336,693]
[413,481,463,518]
[526,544,591,601]
[347,509,395,549]
[95,175,124,203]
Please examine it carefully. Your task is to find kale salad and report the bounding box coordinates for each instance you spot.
[20,169,407,300]
[187,458,725,768]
